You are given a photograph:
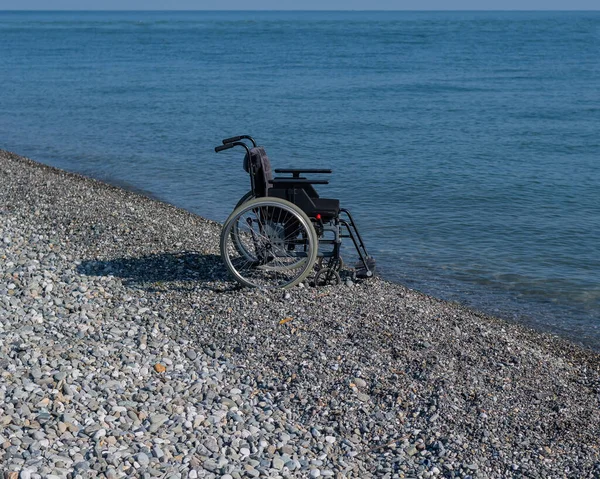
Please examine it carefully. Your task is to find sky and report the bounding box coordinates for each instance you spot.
[1,0,599,10]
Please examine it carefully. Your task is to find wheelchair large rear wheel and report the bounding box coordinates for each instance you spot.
[235,191,255,209]
[231,191,255,260]
[221,197,318,289]
[231,192,308,270]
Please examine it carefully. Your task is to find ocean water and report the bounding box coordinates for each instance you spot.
[1,11,599,347]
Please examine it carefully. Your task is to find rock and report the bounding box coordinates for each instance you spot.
[136,452,150,467]
[240,447,251,457]
[203,459,218,472]
[272,456,285,470]
[152,446,164,459]
[244,466,260,478]
[73,461,89,472]
[150,414,168,425]
[186,350,197,360]
[406,445,418,456]
[353,378,367,388]
[204,436,219,453]
[356,392,370,402]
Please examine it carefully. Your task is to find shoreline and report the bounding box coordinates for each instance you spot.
[1,148,599,478]
[11,151,599,354]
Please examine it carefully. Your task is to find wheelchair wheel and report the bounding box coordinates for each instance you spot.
[315,256,343,272]
[314,268,341,287]
[231,191,256,260]
[231,192,307,270]
[221,197,318,289]
[235,191,255,209]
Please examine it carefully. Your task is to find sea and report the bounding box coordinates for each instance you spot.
[1,10,599,348]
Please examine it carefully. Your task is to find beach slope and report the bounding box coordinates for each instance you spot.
[1,150,599,478]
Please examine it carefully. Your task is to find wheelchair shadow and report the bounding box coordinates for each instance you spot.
[77,251,239,293]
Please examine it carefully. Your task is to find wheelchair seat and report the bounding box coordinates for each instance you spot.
[311,198,340,218]
[244,146,340,220]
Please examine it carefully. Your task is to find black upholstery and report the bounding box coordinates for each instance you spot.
[246,145,340,219]
[312,198,340,218]
[244,147,273,197]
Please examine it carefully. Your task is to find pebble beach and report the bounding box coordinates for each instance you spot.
[1,149,599,479]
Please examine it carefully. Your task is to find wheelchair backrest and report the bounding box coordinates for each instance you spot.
[243,146,273,197]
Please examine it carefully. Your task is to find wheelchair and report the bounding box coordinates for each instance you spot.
[215,135,375,289]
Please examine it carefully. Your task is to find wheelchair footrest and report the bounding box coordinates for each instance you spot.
[354,256,376,278]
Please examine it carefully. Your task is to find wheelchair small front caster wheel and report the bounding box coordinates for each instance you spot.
[315,257,343,272]
[314,268,341,287]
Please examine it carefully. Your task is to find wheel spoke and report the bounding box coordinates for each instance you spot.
[221,199,318,289]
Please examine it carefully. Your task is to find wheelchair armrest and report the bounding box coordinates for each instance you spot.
[274,168,332,178]
[270,178,329,187]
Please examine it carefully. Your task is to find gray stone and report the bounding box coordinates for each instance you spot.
[356,392,370,402]
[204,436,219,453]
[353,378,367,388]
[136,452,150,467]
[186,350,197,360]
[152,446,164,459]
[202,459,218,472]
[272,456,285,470]
[406,445,418,456]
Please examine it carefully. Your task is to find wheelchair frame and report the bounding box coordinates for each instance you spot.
[215,135,375,289]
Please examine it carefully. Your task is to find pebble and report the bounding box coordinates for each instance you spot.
[240,447,251,457]
[353,378,367,388]
[152,446,164,459]
[136,452,150,467]
[186,349,197,360]
[356,392,370,402]
[204,436,219,453]
[406,446,418,457]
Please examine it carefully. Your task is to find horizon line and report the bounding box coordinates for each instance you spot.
[2,8,600,12]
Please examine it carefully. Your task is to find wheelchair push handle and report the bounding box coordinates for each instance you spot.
[222,135,257,147]
[215,143,234,153]
[214,141,251,155]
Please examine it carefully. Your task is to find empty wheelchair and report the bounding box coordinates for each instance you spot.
[215,135,375,289]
